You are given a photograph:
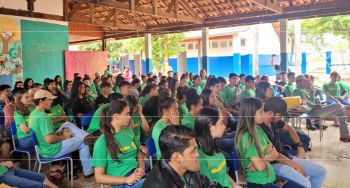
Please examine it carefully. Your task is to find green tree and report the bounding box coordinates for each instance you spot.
[301,15,350,52]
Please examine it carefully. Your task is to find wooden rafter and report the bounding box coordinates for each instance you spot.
[249,0,283,13]
[226,0,238,13]
[167,0,176,12]
[207,0,222,16]
[71,0,204,24]
[192,0,208,18]
[179,0,195,17]
[117,9,139,26]
[68,2,85,18]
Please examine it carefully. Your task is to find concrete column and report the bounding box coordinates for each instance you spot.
[145,33,152,73]
[326,51,332,74]
[201,27,209,74]
[232,35,241,74]
[178,51,187,74]
[279,19,288,72]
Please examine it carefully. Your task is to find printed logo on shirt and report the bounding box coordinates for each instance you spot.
[211,160,226,174]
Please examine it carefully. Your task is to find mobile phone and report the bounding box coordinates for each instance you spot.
[275,177,288,187]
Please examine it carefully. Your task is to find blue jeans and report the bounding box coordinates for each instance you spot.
[113,169,145,188]
[315,90,324,101]
[326,98,350,106]
[53,122,93,176]
[272,156,326,188]
[18,136,34,149]
[0,167,45,188]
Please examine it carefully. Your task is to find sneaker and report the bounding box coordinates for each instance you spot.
[306,124,317,131]
[84,172,94,178]
[314,123,328,130]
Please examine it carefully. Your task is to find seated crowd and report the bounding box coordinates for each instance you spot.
[3,66,350,187]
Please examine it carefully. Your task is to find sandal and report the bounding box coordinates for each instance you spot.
[333,123,340,127]
[340,137,350,142]
[68,172,79,180]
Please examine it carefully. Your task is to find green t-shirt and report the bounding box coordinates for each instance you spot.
[339,80,350,97]
[29,109,62,158]
[222,85,237,103]
[239,84,246,90]
[0,165,8,176]
[14,105,35,139]
[182,114,195,130]
[91,128,139,177]
[178,103,188,123]
[141,83,147,90]
[87,103,108,134]
[47,105,65,131]
[292,88,315,106]
[200,78,207,88]
[138,95,149,106]
[186,80,193,87]
[193,86,202,95]
[323,82,342,98]
[216,92,228,108]
[152,119,167,159]
[198,148,232,188]
[113,86,121,94]
[131,115,142,147]
[104,69,112,76]
[237,127,276,184]
[238,89,256,101]
[283,83,296,97]
[90,83,98,95]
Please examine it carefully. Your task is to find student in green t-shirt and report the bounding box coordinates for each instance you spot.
[119,81,133,99]
[13,90,35,149]
[283,72,296,97]
[30,90,94,177]
[256,82,274,102]
[182,88,203,130]
[138,84,158,106]
[152,92,179,159]
[338,75,350,98]
[176,86,189,123]
[47,103,67,131]
[92,100,146,187]
[200,69,207,88]
[222,73,239,107]
[141,75,147,90]
[323,71,349,106]
[235,98,278,187]
[192,75,202,95]
[208,77,228,108]
[237,74,246,90]
[87,93,124,135]
[195,108,240,188]
[201,89,229,126]
[179,74,188,87]
[0,161,58,188]
[237,75,256,102]
[104,65,112,76]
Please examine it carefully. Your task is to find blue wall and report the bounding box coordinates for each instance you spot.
[169,58,178,73]
[129,60,135,74]
[209,56,235,77]
[187,57,199,75]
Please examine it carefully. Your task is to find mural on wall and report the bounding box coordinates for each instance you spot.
[0,16,23,86]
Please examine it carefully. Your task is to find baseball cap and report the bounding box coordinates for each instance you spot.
[264,97,291,117]
[34,90,57,100]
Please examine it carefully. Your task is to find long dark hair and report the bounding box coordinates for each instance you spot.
[158,91,176,117]
[24,78,33,90]
[195,107,219,155]
[235,98,265,174]
[169,78,178,97]
[255,82,271,102]
[125,95,138,116]
[186,88,201,111]
[139,83,157,98]
[70,81,85,103]
[55,75,63,88]
[205,77,220,89]
[100,100,128,162]
[201,88,213,108]
[131,78,141,93]
[176,86,188,101]
[15,90,32,116]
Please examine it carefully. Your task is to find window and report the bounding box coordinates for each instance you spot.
[212,41,219,48]
[188,43,194,50]
[195,43,199,49]
[229,40,233,47]
[181,44,186,48]
[220,40,227,48]
[241,38,246,47]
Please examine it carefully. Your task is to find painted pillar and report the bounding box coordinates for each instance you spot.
[134,54,142,76]
[326,51,332,74]
[102,37,107,51]
[301,52,306,74]
[201,27,209,74]
[241,54,253,76]
[232,35,241,74]
[279,19,288,72]
[178,51,187,74]
[145,33,152,74]
[197,39,202,74]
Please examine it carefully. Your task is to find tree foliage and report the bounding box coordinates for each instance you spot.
[301,15,350,52]
[77,33,185,70]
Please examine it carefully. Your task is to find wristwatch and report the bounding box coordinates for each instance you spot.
[295,142,303,147]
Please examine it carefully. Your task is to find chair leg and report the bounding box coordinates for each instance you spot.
[149,156,153,169]
[38,163,42,173]
[26,153,31,171]
[33,161,37,171]
[70,159,73,187]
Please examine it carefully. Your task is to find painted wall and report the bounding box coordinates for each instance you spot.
[0,0,63,16]
[22,20,68,83]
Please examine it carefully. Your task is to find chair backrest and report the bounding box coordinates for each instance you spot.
[146,137,157,157]
[30,130,39,146]
[231,149,240,172]
[80,112,94,128]
[9,122,17,136]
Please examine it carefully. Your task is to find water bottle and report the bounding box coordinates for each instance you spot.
[302,97,308,107]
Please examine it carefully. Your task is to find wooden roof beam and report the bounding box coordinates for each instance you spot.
[249,0,284,13]
[71,0,203,24]
[179,0,196,17]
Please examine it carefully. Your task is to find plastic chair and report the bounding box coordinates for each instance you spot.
[231,150,247,186]
[9,122,36,170]
[30,130,74,187]
[146,137,157,169]
[80,112,94,130]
